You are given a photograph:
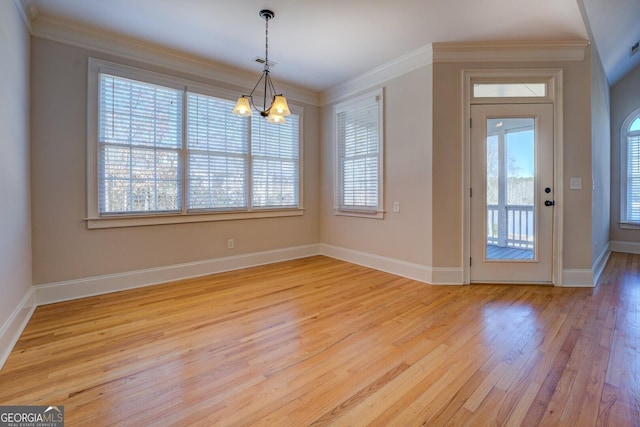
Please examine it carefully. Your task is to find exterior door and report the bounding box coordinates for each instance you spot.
[470,103,554,283]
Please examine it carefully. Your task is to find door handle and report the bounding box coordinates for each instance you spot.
[544,200,555,207]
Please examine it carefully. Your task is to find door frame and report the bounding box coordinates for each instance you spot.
[461,69,564,286]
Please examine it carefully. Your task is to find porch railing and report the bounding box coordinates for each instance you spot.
[487,204,534,249]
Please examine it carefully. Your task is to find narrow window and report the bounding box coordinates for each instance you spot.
[335,89,384,217]
[621,109,640,224]
[251,114,300,208]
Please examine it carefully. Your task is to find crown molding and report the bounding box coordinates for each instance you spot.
[321,44,434,106]
[432,41,589,63]
[30,15,320,106]
[13,0,37,32]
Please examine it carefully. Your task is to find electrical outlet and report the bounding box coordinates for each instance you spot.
[393,201,400,212]
[227,238,235,249]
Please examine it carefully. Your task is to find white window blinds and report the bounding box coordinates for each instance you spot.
[622,113,640,224]
[98,74,183,214]
[335,90,383,213]
[251,114,300,208]
[92,62,302,223]
[187,93,249,210]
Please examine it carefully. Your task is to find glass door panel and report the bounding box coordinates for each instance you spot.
[485,118,535,261]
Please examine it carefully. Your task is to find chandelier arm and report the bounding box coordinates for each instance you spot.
[267,73,277,101]
[249,71,265,98]
[247,72,265,114]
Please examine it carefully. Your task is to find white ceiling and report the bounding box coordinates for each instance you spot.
[581,0,640,84]
[23,0,637,91]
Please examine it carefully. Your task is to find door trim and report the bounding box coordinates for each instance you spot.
[461,69,564,286]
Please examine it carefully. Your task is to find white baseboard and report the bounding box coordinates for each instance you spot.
[0,288,36,370]
[562,269,595,287]
[319,244,464,285]
[35,244,321,305]
[431,267,465,285]
[610,240,640,254]
[592,243,611,286]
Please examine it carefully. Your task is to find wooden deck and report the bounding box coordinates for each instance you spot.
[0,252,638,426]
[487,244,534,260]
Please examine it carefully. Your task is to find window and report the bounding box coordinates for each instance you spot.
[334,89,384,218]
[252,117,300,208]
[621,108,640,226]
[187,92,248,211]
[88,59,302,228]
[98,74,184,214]
[473,83,546,98]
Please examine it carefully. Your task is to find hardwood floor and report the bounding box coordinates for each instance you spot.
[1,253,639,426]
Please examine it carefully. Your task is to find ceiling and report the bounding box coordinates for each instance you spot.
[23,0,639,91]
[581,0,640,84]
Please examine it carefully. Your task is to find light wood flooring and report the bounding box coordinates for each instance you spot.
[0,253,639,426]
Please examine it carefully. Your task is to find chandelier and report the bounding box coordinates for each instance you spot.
[232,9,291,124]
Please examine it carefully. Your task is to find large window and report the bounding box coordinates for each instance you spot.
[88,59,302,228]
[98,74,184,214]
[621,108,640,225]
[334,89,384,218]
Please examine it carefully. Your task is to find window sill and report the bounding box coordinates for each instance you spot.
[619,221,640,230]
[86,209,304,229]
[334,209,385,219]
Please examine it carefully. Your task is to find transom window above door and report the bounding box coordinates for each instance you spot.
[473,83,547,98]
[470,76,555,104]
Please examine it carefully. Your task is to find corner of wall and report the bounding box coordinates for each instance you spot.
[0,288,36,371]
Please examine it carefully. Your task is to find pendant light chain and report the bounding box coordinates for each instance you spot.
[264,15,269,72]
[263,13,270,112]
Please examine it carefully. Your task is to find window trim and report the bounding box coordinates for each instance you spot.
[620,107,640,228]
[333,88,385,219]
[87,58,303,228]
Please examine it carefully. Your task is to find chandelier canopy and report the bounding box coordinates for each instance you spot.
[232,9,291,124]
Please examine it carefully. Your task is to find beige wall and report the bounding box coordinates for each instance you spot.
[589,44,611,264]
[28,34,603,285]
[30,37,320,285]
[0,1,32,324]
[431,57,593,271]
[610,63,640,244]
[320,66,434,266]
[320,53,594,274]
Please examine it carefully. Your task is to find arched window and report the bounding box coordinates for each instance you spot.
[621,108,640,224]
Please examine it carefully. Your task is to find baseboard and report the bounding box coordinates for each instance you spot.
[610,240,640,254]
[592,243,611,286]
[0,288,36,371]
[35,244,321,305]
[319,244,464,285]
[562,269,595,287]
[430,267,465,285]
